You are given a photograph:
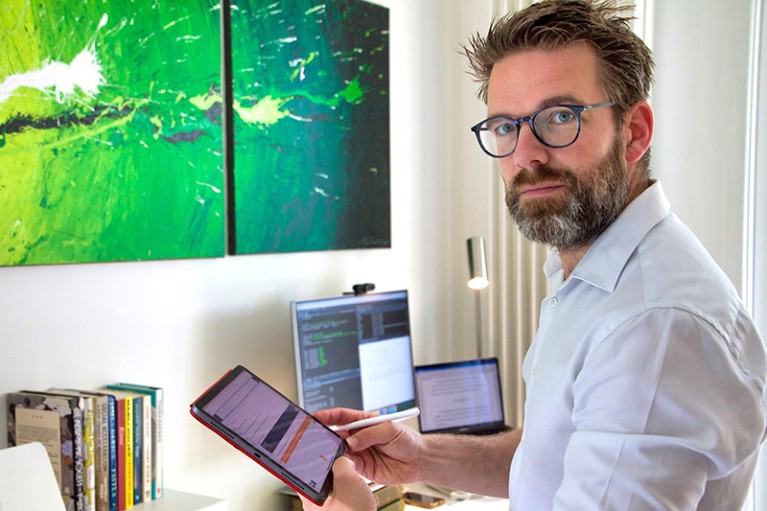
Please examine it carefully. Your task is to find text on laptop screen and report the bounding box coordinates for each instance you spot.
[292,290,416,414]
[415,358,505,433]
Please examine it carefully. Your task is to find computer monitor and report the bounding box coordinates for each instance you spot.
[291,290,417,415]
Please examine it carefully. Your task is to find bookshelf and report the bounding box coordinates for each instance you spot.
[4,384,229,511]
[0,442,228,511]
[132,489,227,510]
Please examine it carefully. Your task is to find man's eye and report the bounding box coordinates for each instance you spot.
[549,109,576,124]
[492,121,516,136]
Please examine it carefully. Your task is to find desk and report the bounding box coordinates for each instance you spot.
[403,485,508,510]
[404,496,508,510]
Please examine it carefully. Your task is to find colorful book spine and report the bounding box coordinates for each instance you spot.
[71,396,86,511]
[123,395,134,510]
[79,390,118,511]
[106,388,147,505]
[100,388,134,511]
[82,397,96,511]
[104,394,118,511]
[108,386,152,503]
[140,396,151,503]
[131,394,144,505]
[8,383,159,511]
[112,383,163,500]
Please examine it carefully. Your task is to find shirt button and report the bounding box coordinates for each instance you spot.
[549,297,559,307]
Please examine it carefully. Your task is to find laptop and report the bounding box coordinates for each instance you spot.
[415,357,512,435]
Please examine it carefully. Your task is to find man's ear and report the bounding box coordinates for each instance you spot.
[623,100,653,165]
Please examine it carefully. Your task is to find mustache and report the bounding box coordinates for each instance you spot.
[510,165,579,191]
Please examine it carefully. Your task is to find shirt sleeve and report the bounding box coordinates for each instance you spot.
[553,307,765,510]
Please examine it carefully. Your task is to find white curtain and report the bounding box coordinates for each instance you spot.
[476,0,544,431]
[745,0,766,509]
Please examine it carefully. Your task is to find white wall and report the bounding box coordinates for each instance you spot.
[0,1,483,509]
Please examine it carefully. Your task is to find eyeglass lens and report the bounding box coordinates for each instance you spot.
[478,106,581,157]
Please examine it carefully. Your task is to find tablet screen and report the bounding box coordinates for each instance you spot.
[191,366,345,503]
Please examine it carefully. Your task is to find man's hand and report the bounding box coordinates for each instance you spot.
[312,407,517,498]
[313,407,424,485]
[299,457,375,511]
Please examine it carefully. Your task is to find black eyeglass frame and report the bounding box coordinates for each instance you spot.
[470,101,615,158]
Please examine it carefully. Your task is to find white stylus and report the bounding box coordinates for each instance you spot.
[330,407,420,432]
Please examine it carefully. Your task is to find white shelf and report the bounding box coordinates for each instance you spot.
[133,489,228,511]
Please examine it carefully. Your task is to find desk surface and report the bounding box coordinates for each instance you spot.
[403,485,508,510]
[404,497,508,510]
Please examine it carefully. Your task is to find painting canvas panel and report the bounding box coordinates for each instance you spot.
[230,0,390,254]
[0,0,225,266]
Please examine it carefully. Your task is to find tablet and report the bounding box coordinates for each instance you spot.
[190,365,347,505]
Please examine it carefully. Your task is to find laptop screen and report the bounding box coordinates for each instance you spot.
[291,290,416,415]
[415,358,506,434]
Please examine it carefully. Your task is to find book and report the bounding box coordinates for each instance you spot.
[132,395,144,506]
[86,391,119,511]
[280,483,403,510]
[72,390,119,511]
[98,388,134,511]
[109,383,163,500]
[105,387,149,505]
[7,391,86,511]
[50,390,98,511]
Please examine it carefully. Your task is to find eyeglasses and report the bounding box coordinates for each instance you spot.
[470,101,615,158]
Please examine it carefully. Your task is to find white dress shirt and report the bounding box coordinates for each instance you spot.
[508,182,767,510]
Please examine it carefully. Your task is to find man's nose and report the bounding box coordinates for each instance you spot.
[510,123,549,169]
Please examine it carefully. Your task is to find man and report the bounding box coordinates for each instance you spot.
[301,1,767,509]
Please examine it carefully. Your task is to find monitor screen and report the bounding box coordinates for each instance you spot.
[415,358,506,434]
[291,290,416,415]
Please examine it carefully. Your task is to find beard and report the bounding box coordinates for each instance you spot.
[505,139,629,250]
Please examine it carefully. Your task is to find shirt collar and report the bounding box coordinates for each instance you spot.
[545,181,671,292]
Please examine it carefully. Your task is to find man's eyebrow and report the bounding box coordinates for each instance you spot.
[540,95,583,107]
[489,95,585,118]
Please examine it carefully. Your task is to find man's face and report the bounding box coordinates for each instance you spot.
[487,43,632,249]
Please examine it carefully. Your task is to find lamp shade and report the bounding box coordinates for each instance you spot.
[467,237,489,290]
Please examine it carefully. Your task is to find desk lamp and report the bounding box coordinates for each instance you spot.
[467,237,489,358]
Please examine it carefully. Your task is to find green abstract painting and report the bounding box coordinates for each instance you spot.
[230,0,390,254]
[0,0,225,266]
